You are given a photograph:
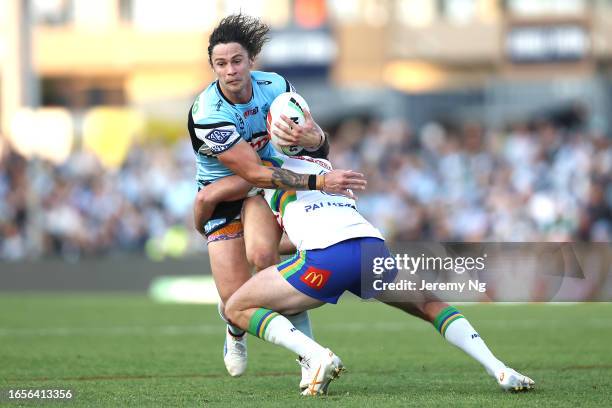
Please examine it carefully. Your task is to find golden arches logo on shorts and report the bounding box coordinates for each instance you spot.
[300,267,331,290]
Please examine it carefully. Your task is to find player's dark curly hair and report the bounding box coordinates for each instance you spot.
[207,14,270,65]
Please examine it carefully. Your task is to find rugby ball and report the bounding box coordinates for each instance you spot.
[267,92,310,156]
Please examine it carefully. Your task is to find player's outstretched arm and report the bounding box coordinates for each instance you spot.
[193,175,253,235]
[218,140,366,196]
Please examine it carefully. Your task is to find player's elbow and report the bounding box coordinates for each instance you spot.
[195,189,208,206]
[196,185,222,206]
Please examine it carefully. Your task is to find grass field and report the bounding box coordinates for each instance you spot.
[1,294,611,407]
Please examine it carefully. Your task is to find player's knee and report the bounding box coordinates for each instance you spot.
[224,296,241,325]
[247,247,279,271]
[217,301,228,321]
[217,289,234,306]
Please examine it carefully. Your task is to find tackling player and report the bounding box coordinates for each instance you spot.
[220,153,535,396]
[187,14,364,382]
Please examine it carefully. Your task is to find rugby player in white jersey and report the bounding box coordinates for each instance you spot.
[211,153,535,396]
[188,14,364,382]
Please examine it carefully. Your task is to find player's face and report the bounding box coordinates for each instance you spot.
[211,42,254,102]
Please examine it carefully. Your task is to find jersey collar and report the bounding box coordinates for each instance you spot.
[215,80,254,106]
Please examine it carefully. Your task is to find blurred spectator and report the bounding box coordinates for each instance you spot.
[0,115,610,261]
[0,137,197,261]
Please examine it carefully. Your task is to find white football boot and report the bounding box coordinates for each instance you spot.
[298,357,311,391]
[223,329,247,377]
[299,349,345,396]
[496,367,535,391]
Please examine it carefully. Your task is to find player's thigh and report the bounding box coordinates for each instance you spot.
[208,236,251,304]
[228,266,324,316]
[242,194,282,270]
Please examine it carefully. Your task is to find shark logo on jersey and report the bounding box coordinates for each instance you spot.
[250,131,270,151]
[256,80,272,85]
[205,129,233,144]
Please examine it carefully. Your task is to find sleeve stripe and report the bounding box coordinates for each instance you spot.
[284,78,291,92]
[192,121,235,130]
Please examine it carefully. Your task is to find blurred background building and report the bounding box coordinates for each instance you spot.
[0,0,611,261]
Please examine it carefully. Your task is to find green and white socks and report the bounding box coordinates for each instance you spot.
[246,305,506,380]
[219,303,313,340]
[248,308,325,358]
[434,306,506,376]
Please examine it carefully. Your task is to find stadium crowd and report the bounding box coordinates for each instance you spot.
[0,117,610,261]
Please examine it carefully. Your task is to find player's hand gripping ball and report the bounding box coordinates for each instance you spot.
[267,92,310,156]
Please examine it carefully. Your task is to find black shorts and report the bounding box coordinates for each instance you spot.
[203,198,245,240]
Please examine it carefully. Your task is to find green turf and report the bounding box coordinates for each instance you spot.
[1,294,611,407]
